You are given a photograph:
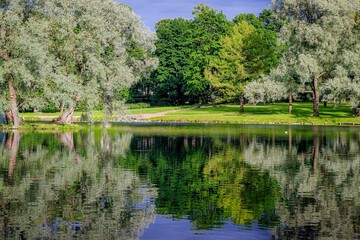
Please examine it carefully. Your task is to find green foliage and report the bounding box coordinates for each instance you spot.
[233,13,263,29]
[131,5,233,106]
[205,19,280,108]
[259,9,284,32]
[0,0,157,125]
[184,4,232,101]
[272,0,360,116]
[132,18,191,105]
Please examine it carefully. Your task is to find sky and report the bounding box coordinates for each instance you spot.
[117,0,272,31]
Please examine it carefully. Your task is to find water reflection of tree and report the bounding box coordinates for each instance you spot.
[121,135,280,230]
[204,143,280,226]
[243,127,360,239]
[0,130,156,239]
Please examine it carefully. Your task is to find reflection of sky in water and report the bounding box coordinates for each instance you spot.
[142,215,271,240]
[0,132,6,143]
[43,218,85,238]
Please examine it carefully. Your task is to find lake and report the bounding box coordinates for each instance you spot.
[0,124,359,239]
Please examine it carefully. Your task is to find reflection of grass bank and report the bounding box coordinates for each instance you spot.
[17,103,360,126]
[0,123,81,131]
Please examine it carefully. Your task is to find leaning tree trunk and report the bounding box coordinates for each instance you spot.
[289,94,293,114]
[239,94,245,113]
[54,95,80,124]
[6,74,21,128]
[312,77,320,117]
[1,26,20,128]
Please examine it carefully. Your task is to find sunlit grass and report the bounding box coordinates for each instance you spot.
[128,105,189,114]
[18,102,360,126]
[150,103,359,125]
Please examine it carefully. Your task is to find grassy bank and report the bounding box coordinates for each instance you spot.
[17,103,360,126]
[150,103,360,125]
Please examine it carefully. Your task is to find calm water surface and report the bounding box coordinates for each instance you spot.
[0,124,359,239]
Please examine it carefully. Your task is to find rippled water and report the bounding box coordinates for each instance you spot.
[0,124,359,239]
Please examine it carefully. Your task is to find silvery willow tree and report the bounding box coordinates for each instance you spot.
[272,0,360,117]
[0,0,52,127]
[41,0,157,124]
[0,0,157,126]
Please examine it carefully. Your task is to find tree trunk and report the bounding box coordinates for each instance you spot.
[289,95,293,114]
[54,95,80,124]
[60,101,65,113]
[210,90,216,107]
[54,106,75,124]
[312,77,320,117]
[323,101,327,108]
[5,131,20,185]
[239,94,244,113]
[201,95,207,105]
[1,26,20,128]
[6,74,21,128]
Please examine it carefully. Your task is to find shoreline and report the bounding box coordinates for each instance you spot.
[1,119,359,131]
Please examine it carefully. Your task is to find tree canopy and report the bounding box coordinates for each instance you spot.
[0,0,157,126]
[270,0,360,116]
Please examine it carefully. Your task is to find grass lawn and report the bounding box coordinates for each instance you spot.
[149,103,360,125]
[128,105,190,114]
[18,102,360,126]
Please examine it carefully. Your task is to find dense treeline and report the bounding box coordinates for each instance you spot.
[129,6,281,109]
[130,0,360,117]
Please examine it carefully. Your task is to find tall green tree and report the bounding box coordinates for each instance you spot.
[272,0,360,117]
[185,4,232,104]
[205,21,279,112]
[259,9,284,32]
[150,18,191,105]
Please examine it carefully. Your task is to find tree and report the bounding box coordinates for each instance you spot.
[185,4,232,104]
[233,13,263,29]
[259,9,284,32]
[245,77,288,105]
[149,18,191,105]
[0,0,52,127]
[41,0,157,124]
[272,0,360,117]
[0,0,157,126]
[205,21,279,112]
